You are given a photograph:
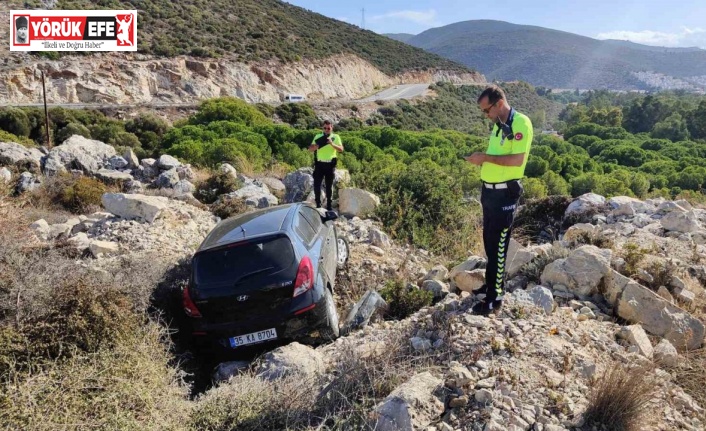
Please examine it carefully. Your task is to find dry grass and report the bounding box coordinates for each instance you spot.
[0,322,192,431]
[0,198,194,430]
[582,363,658,431]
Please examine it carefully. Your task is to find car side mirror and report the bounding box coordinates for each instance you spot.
[321,210,338,222]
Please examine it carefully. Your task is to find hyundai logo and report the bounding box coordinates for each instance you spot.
[236,295,249,302]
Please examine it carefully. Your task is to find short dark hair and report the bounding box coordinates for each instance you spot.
[477,85,506,105]
[323,120,332,126]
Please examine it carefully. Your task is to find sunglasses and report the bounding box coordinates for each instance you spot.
[480,100,498,114]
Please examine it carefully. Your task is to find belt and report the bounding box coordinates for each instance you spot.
[317,159,335,163]
[483,180,518,189]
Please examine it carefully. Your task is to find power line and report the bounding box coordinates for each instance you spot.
[361,8,365,30]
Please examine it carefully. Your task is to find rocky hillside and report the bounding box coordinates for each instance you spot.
[0,2,484,105]
[1,136,705,430]
[0,54,484,105]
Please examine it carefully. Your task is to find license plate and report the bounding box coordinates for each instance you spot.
[228,328,277,348]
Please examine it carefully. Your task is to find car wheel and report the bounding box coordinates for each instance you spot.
[318,288,340,341]
[336,236,349,269]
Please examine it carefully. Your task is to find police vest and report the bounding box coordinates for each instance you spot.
[312,133,342,162]
[481,109,533,183]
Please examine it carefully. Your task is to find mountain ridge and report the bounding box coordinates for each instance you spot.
[393,20,706,91]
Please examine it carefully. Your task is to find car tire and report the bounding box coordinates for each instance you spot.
[318,288,340,341]
[336,236,349,270]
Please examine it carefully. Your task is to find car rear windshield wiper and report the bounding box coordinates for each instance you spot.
[233,266,275,284]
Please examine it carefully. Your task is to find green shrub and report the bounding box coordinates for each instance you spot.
[59,176,107,213]
[0,129,36,147]
[0,108,31,138]
[379,279,433,320]
[195,172,242,204]
[55,122,91,144]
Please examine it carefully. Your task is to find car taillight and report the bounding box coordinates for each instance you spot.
[182,286,202,318]
[293,256,314,297]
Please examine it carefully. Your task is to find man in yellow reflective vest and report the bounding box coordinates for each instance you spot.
[308,120,344,210]
[465,85,533,315]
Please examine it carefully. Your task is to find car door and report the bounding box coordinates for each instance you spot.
[300,207,334,284]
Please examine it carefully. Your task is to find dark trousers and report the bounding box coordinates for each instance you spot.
[481,180,523,301]
[313,160,336,209]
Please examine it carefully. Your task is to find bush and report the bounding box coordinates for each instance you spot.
[582,364,657,431]
[379,279,433,320]
[195,172,242,204]
[513,195,572,243]
[0,107,31,137]
[0,129,36,147]
[210,196,248,219]
[55,122,91,144]
[59,176,107,213]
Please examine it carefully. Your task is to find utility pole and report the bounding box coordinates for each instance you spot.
[41,70,51,148]
[361,8,365,30]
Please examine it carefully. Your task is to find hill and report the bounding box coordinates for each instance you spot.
[383,33,415,43]
[399,20,706,90]
[7,0,469,75]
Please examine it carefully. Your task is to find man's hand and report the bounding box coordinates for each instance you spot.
[464,152,486,166]
[308,144,318,152]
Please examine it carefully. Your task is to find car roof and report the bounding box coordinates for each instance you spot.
[197,203,301,252]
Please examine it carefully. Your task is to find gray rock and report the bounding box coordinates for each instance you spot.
[173,179,195,195]
[421,279,450,300]
[341,289,387,335]
[654,339,679,367]
[283,168,313,203]
[123,149,139,169]
[213,361,251,383]
[16,171,40,193]
[102,193,170,223]
[0,141,43,172]
[95,169,133,182]
[540,245,612,296]
[527,285,554,315]
[0,167,11,183]
[108,155,128,170]
[218,163,237,178]
[661,211,701,233]
[618,325,653,358]
[226,183,278,209]
[424,264,449,282]
[374,372,444,431]
[564,193,606,218]
[157,154,181,170]
[43,135,116,176]
[30,219,50,240]
[255,342,325,381]
[155,168,180,189]
[369,228,391,248]
[339,188,380,218]
[89,240,119,257]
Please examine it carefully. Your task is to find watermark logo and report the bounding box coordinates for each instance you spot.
[10,10,137,52]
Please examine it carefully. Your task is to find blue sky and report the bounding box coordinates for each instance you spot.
[285,0,706,49]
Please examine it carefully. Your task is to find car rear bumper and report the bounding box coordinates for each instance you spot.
[189,289,329,347]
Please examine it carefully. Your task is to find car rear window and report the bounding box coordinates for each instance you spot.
[193,235,295,285]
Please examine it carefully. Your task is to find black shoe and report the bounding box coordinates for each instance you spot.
[471,298,503,316]
[474,284,489,296]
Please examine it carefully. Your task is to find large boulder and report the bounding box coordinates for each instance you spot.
[564,193,606,219]
[157,154,181,170]
[617,281,704,350]
[660,210,701,234]
[338,188,380,218]
[95,169,133,183]
[43,135,116,176]
[507,238,537,278]
[101,193,170,223]
[374,372,444,431]
[255,342,325,381]
[0,141,43,172]
[283,168,313,203]
[226,182,278,209]
[608,196,651,215]
[540,245,612,297]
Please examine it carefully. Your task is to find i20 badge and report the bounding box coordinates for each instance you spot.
[236,295,249,302]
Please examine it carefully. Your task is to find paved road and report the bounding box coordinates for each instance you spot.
[357,83,430,102]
